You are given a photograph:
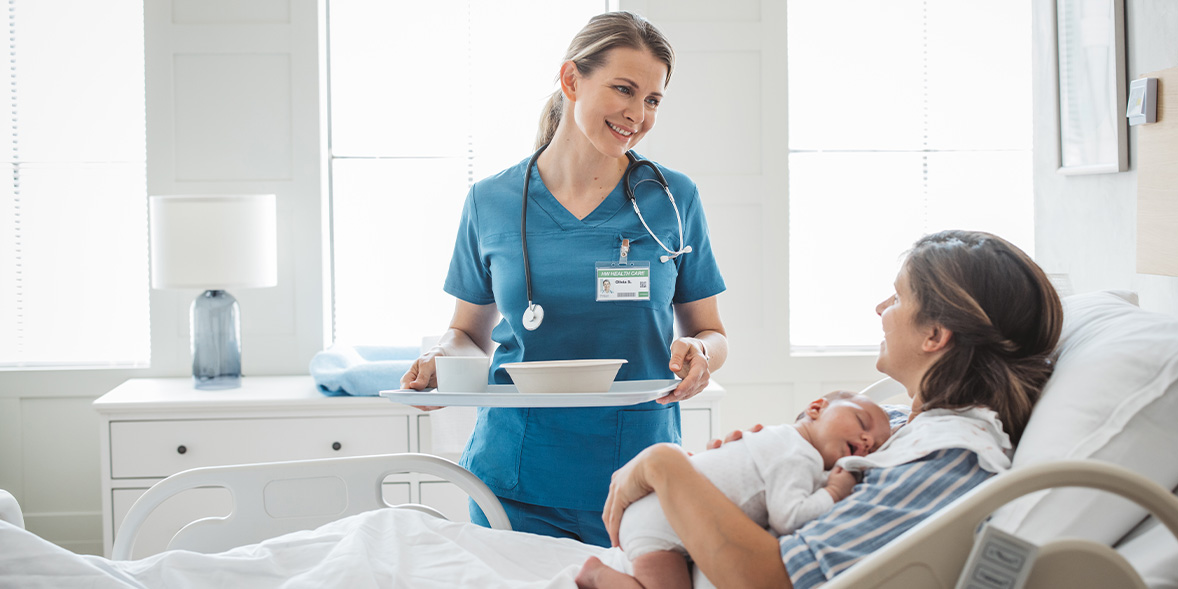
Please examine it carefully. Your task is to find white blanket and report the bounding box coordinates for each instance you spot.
[0,509,628,589]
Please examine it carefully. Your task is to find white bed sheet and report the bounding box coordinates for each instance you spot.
[0,508,631,589]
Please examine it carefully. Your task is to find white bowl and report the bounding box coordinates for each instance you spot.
[502,359,628,394]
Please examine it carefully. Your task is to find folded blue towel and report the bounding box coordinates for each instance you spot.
[310,345,420,396]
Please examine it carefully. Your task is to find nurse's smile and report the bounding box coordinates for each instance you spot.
[608,122,635,137]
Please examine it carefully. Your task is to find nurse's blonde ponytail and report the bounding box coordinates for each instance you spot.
[534,11,674,150]
[536,91,564,150]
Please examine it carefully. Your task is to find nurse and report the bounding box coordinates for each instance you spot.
[400,11,727,547]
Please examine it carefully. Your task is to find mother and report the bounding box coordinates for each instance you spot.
[579,230,1064,588]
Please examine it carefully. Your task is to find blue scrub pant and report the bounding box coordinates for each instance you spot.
[468,496,610,548]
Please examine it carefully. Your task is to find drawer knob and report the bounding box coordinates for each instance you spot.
[176,445,187,455]
[332,441,342,451]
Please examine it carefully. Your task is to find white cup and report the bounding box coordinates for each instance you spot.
[435,356,490,393]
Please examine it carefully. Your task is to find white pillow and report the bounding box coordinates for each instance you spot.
[990,290,1178,545]
[1118,514,1178,589]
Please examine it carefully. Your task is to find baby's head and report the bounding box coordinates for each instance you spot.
[796,391,892,470]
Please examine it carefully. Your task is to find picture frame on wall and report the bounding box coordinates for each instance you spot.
[1056,0,1128,174]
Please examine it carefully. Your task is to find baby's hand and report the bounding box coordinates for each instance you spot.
[824,466,858,502]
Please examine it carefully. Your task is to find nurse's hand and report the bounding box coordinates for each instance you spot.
[400,351,444,412]
[659,337,710,404]
[602,443,688,547]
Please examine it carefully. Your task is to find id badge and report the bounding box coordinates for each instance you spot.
[596,261,651,301]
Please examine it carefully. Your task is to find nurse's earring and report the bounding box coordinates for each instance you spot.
[523,303,544,331]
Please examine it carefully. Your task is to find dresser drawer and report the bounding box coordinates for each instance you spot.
[109,415,410,479]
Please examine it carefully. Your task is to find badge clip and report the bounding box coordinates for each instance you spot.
[597,238,650,302]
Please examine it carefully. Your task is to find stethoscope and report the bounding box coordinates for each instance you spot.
[520,144,692,331]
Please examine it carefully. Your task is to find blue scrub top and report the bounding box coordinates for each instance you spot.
[444,153,726,510]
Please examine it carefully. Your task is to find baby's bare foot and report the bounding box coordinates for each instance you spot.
[575,556,608,588]
[576,556,646,589]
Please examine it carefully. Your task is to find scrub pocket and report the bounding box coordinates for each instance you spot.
[462,407,527,491]
[616,404,681,470]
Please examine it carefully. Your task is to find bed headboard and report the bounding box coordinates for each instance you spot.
[1137,64,1178,276]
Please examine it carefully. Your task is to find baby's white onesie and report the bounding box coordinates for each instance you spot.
[618,424,832,559]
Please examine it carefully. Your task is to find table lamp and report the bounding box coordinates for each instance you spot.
[150,194,278,389]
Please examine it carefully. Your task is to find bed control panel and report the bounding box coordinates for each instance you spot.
[954,524,1038,589]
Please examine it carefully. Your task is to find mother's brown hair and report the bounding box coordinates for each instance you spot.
[905,230,1063,446]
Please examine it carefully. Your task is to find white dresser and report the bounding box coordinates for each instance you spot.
[94,376,724,558]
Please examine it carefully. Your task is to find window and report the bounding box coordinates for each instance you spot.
[0,0,148,368]
[328,0,607,346]
[787,0,1033,351]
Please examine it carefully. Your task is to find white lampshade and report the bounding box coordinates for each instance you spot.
[150,194,278,290]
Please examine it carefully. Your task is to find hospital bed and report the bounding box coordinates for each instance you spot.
[1,289,1177,588]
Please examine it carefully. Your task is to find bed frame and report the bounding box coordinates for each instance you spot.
[110,452,511,560]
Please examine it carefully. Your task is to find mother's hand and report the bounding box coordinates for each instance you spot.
[705,423,764,450]
[659,337,711,404]
[602,443,689,547]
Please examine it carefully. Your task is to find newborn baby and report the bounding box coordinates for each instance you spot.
[578,391,892,589]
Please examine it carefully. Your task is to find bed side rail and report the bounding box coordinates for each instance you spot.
[822,460,1178,589]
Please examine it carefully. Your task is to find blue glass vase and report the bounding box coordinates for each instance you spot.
[191,289,242,389]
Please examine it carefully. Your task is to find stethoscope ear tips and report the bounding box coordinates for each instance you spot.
[659,245,693,264]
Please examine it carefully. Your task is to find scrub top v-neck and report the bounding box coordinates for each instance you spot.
[444,154,726,511]
[531,166,625,227]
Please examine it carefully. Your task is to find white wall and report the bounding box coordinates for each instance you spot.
[1033,0,1178,316]
[3,0,1176,555]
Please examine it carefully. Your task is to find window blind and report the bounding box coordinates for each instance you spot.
[0,0,148,368]
[787,0,1033,351]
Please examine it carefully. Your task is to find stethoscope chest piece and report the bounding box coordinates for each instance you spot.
[522,303,544,331]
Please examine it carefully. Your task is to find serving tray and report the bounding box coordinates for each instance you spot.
[379,379,679,408]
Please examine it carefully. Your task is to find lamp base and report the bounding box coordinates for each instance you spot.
[191,289,242,390]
